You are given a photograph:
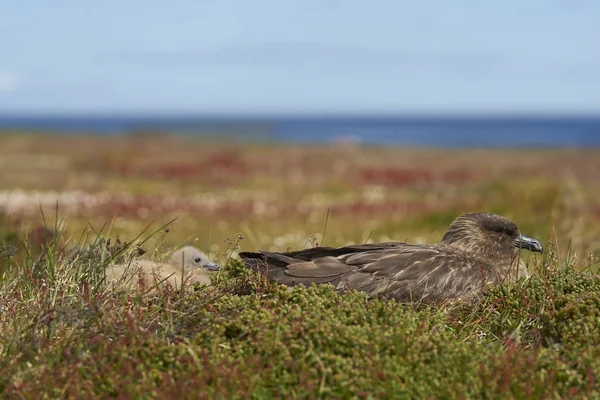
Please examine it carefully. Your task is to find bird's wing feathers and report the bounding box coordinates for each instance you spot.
[241,243,489,302]
[277,242,409,261]
[239,242,408,277]
[285,257,354,278]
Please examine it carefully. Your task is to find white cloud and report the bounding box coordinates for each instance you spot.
[0,71,19,91]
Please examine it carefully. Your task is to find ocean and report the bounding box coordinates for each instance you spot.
[0,115,599,148]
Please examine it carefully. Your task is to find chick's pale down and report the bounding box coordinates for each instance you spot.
[105,246,220,290]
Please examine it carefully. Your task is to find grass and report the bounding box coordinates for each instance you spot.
[1,133,600,398]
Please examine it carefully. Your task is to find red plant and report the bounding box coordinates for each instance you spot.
[358,167,473,187]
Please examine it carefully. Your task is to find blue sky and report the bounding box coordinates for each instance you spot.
[1,1,599,115]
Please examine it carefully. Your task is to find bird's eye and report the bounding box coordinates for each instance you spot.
[493,227,504,234]
[193,257,202,263]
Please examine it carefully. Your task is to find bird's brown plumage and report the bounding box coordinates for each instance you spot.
[239,212,543,303]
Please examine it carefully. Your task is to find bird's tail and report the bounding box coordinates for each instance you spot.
[238,251,268,273]
[238,251,300,282]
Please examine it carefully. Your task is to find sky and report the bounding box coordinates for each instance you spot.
[0,1,599,115]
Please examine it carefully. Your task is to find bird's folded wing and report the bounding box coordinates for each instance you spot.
[280,241,409,261]
[285,247,485,302]
[284,257,355,278]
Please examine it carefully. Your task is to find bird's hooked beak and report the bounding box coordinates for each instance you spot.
[515,234,543,253]
[205,262,221,272]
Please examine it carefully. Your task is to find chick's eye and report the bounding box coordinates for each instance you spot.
[493,227,504,234]
[193,257,202,263]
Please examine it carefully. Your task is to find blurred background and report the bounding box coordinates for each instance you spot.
[0,1,599,264]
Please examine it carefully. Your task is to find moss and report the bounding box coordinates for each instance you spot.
[4,250,600,398]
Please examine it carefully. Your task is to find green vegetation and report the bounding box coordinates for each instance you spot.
[1,134,600,398]
[1,238,599,399]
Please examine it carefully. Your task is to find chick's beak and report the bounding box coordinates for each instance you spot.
[205,262,220,272]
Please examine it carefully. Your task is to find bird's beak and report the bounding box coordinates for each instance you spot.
[515,235,543,253]
[205,262,220,272]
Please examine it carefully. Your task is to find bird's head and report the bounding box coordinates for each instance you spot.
[441,212,543,265]
[169,246,220,272]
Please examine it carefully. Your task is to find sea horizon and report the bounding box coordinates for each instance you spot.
[1,113,599,148]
